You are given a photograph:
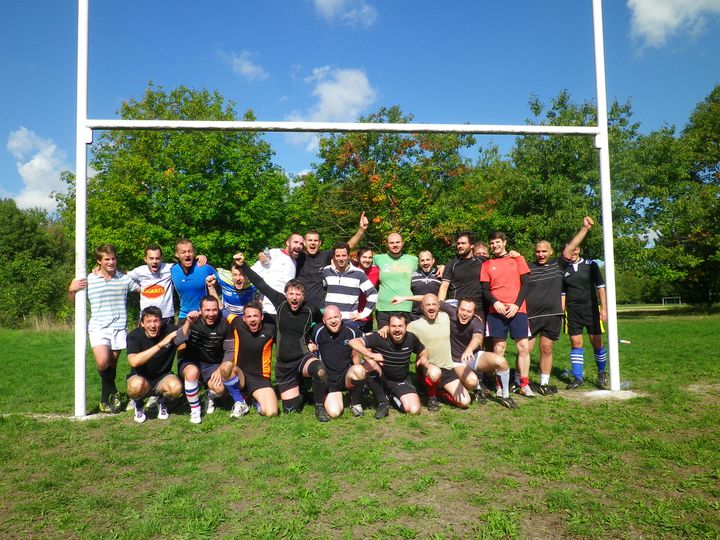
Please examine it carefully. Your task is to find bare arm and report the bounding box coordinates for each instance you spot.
[461,333,484,362]
[391,294,423,305]
[347,211,369,249]
[67,278,87,302]
[128,330,178,368]
[437,281,450,301]
[348,337,384,364]
[563,216,594,260]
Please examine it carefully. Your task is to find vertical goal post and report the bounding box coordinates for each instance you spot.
[74,0,620,416]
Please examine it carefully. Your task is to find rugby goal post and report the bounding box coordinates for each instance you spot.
[661,296,682,306]
[73,0,622,416]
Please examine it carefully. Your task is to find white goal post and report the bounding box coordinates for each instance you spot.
[73,0,621,416]
[661,296,682,306]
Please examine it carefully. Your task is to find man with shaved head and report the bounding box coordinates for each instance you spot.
[373,232,418,329]
[526,217,595,394]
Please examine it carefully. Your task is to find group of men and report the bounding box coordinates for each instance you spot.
[69,211,608,424]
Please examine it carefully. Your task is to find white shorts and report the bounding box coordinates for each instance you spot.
[453,351,487,372]
[89,328,127,350]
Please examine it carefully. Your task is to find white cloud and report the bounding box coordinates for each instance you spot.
[313,0,377,27]
[628,0,720,47]
[6,127,69,211]
[220,50,269,81]
[286,66,377,151]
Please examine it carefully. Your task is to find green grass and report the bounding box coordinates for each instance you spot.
[1,314,719,538]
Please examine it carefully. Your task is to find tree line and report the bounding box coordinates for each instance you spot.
[1,82,718,327]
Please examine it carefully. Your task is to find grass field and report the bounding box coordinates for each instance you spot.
[1,313,719,539]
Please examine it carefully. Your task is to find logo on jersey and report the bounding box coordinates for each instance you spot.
[143,285,166,299]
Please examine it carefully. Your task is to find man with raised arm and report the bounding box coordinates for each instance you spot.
[348,313,426,416]
[68,244,140,414]
[228,300,278,417]
[174,295,249,424]
[235,253,330,422]
[526,216,595,394]
[126,306,183,423]
[206,258,257,319]
[559,217,608,389]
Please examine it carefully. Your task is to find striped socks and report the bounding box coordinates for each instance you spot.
[571,348,584,380]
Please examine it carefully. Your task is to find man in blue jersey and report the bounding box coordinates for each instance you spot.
[170,238,218,323]
[206,259,257,319]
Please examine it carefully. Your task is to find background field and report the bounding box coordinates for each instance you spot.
[1,313,719,539]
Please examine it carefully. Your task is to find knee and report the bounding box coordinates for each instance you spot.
[165,377,183,398]
[426,366,441,382]
[326,402,343,418]
[492,353,509,371]
[220,361,235,380]
[183,365,199,382]
[126,377,148,398]
[406,403,422,415]
[349,365,366,381]
[465,372,478,389]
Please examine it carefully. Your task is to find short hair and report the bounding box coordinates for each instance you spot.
[144,243,163,256]
[94,243,116,261]
[418,249,434,259]
[230,261,244,273]
[474,241,488,250]
[140,305,163,321]
[243,300,264,314]
[488,231,507,242]
[284,279,305,293]
[199,295,219,309]
[356,245,373,258]
[332,242,350,256]
[456,231,476,244]
[388,313,408,325]
[305,230,321,238]
[175,237,193,249]
[286,232,303,242]
[457,297,477,309]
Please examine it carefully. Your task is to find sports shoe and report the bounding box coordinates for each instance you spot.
[597,372,608,388]
[498,396,518,409]
[189,409,202,424]
[474,383,488,405]
[98,401,114,414]
[230,400,250,419]
[109,392,122,414]
[314,404,330,423]
[145,395,159,410]
[496,386,503,398]
[133,404,147,424]
[517,385,536,398]
[427,396,440,412]
[204,394,216,415]
[538,384,558,395]
[374,402,390,419]
[157,398,169,420]
[350,404,364,417]
[566,378,584,390]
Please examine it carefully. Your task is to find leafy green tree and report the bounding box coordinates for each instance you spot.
[56,83,290,268]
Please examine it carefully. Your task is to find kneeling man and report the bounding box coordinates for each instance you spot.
[126,306,183,423]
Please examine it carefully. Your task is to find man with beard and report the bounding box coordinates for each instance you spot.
[348,313,426,416]
[174,296,249,424]
[228,300,278,417]
[439,232,484,314]
[236,253,330,422]
[126,306,183,423]
[310,305,368,418]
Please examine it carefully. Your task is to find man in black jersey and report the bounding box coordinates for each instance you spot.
[410,250,442,319]
[439,231,484,314]
[526,217,594,394]
[235,254,330,422]
[228,300,278,417]
[126,306,183,423]
[174,296,249,424]
[310,305,367,418]
[348,313,427,416]
[559,217,608,389]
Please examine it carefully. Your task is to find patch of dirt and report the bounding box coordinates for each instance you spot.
[560,389,645,402]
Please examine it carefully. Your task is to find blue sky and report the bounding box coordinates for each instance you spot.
[1,0,719,211]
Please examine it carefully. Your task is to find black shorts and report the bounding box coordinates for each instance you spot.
[529,315,562,341]
[327,366,352,393]
[375,311,410,329]
[275,352,318,394]
[382,376,417,398]
[566,305,603,336]
[241,371,273,395]
[418,365,458,387]
[126,372,176,396]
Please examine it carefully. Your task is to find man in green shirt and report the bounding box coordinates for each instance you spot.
[373,232,418,328]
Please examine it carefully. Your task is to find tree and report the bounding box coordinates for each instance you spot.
[289,106,476,257]
[56,83,290,268]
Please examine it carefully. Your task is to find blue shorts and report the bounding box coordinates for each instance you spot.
[486,312,530,341]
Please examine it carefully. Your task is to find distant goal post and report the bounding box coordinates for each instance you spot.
[661,296,682,306]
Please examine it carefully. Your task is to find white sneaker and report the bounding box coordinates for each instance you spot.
[230,400,250,419]
[145,395,159,410]
[518,385,537,398]
[133,403,147,424]
[157,399,169,420]
[205,394,216,414]
[190,409,202,424]
[350,404,364,417]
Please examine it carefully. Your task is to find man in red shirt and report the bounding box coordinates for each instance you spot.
[480,232,534,397]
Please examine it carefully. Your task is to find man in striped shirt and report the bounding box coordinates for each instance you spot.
[322,242,378,328]
[68,244,140,413]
